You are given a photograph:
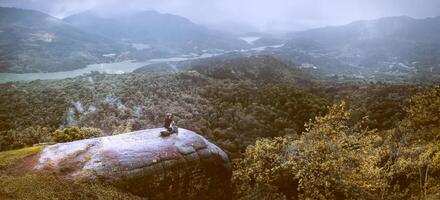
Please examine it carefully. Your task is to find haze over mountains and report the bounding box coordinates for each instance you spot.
[279,16,440,79]
[64,10,248,51]
[0,7,248,73]
[0,7,124,73]
[1,6,440,82]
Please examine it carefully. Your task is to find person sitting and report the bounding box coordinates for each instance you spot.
[170,121,179,134]
[161,113,178,136]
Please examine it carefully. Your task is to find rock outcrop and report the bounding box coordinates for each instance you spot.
[31,128,231,199]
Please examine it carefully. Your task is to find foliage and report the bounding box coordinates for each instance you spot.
[385,86,440,199]
[294,102,388,199]
[0,54,438,199]
[202,79,328,156]
[233,86,440,199]
[233,102,392,199]
[0,127,50,151]
[0,72,328,156]
[402,85,440,141]
[51,127,105,143]
[0,126,103,151]
[312,82,420,130]
[189,55,314,85]
[232,137,291,200]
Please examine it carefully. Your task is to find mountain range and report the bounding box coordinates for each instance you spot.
[64,10,248,52]
[1,6,440,81]
[278,16,440,78]
[0,7,247,73]
[0,7,124,73]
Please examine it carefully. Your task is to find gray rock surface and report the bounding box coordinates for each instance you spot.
[32,128,231,199]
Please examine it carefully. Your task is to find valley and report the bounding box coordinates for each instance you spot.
[0,4,439,200]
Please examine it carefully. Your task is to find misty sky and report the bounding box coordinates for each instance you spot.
[1,0,440,33]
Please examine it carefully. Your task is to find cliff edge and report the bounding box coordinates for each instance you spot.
[30,128,231,199]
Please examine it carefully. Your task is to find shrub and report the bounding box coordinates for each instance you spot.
[0,126,50,151]
[390,86,440,199]
[51,127,104,143]
[233,102,389,199]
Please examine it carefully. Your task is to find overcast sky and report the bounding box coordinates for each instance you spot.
[1,0,440,33]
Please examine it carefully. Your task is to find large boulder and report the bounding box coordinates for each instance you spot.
[32,128,231,199]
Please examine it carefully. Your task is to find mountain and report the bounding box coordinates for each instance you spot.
[64,10,249,52]
[0,7,125,73]
[188,55,315,86]
[280,16,440,78]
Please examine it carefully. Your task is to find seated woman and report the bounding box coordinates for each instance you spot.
[161,113,178,136]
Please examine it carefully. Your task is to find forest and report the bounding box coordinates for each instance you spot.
[0,56,438,199]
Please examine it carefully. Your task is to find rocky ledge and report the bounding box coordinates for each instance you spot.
[31,128,231,199]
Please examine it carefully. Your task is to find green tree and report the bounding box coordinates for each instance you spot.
[395,86,440,199]
[233,101,389,199]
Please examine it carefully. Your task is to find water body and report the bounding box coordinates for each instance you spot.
[0,53,221,83]
[239,37,261,44]
[0,43,285,83]
[250,44,285,51]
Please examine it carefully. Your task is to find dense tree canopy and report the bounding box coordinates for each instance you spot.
[233,86,440,199]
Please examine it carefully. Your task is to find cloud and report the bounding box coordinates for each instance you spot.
[1,0,439,32]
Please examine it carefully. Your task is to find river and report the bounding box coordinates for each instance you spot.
[0,43,285,83]
[0,53,221,83]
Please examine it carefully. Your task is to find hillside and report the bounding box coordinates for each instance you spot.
[188,55,315,85]
[64,10,249,52]
[280,16,440,79]
[1,2,440,199]
[0,55,436,199]
[0,68,329,157]
[0,7,125,73]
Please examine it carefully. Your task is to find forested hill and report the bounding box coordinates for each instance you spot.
[0,55,423,157]
[280,16,440,79]
[64,10,248,51]
[189,55,314,85]
[0,54,437,199]
[0,71,328,157]
[0,7,124,73]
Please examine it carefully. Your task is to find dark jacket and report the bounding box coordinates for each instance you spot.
[164,118,172,129]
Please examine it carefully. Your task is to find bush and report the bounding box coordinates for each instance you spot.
[388,86,440,199]
[233,102,389,200]
[234,86,440,199]
[0,126,50,151]
[51,127,104,143]
[0,127,105,151]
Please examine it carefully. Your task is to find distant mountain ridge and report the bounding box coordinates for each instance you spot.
[0,7,248,73]
[0,7,124,73]
[64,10,248,51]
[280,16,440,78]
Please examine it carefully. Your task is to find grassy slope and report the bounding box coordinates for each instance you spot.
[0,146,41,170]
